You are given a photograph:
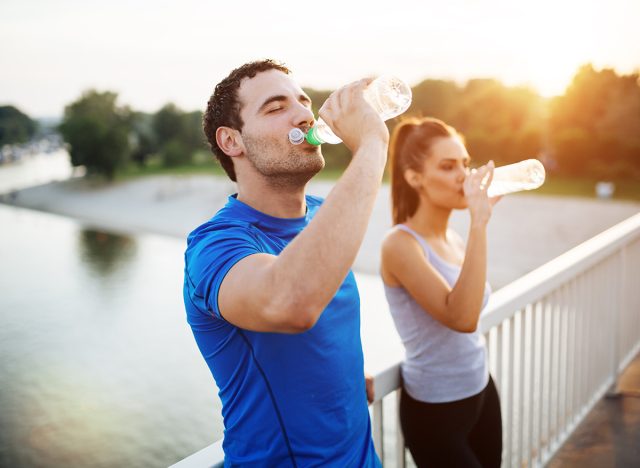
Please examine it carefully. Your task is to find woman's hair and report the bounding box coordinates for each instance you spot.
[389,117,462,224]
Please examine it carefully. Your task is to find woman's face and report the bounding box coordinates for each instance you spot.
[409,136,471,209]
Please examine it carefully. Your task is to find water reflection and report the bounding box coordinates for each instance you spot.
[78,229,137,278]
[0,205,222,468]
[0,150,75,194]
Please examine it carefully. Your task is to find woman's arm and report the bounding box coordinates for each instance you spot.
[381,163,497,333]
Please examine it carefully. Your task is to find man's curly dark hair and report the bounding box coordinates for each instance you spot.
[203,59,291,181]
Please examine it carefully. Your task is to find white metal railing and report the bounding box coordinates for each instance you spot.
[371,211,640,467]
[172,212,640,468]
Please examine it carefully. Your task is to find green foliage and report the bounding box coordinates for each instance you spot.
[183,110,207,151]
[401,65,639,182]
[129,112,158,167]
[59,90,131,180]
[152,104,206,167]
[56,64,639,185]
[406,78,546,166]
[549,65,640,179]
[307,79,545,171]
[407,79,461,123]
[153,103,185,148]
[161,139,191,167]
[0,105,37,145]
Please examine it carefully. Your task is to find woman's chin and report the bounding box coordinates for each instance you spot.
[452,197,468,210]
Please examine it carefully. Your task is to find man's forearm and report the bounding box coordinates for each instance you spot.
[267,139,387,320]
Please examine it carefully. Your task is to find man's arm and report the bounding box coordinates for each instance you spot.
[219,79,389,333]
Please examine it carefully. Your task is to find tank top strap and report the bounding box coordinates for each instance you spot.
[396,224,432,261]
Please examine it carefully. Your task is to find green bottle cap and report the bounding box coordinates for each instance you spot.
[305,127,324,146]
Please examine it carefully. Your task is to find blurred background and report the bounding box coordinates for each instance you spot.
[2,0,639,187]
[1,0,639,467]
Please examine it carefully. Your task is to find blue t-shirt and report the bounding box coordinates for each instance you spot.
[183,194,380,467]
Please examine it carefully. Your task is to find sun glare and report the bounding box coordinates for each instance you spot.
[490,0,601,97]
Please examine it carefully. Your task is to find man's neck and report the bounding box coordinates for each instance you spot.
[236,177,308,218]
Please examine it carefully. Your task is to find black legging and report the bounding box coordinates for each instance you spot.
[399,376,502,468]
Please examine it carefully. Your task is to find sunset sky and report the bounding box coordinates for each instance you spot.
[1,0,638,117]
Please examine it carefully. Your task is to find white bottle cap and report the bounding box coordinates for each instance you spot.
[288,128,305,145]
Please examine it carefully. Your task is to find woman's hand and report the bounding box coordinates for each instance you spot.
[464,161,500,227]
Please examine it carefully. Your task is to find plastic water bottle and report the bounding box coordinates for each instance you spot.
[291,76,412,146]
[486,159,546,197]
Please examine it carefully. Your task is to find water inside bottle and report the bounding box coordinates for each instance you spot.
[486,159,546,197]
[487,179,540,197]
[365,77,412,120]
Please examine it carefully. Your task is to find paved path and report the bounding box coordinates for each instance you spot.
[4,174,638,289]
[549,352,640,467]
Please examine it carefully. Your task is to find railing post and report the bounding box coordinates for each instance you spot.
[607,246,626,397]
[373,400,384,462]
[395,390,405,468]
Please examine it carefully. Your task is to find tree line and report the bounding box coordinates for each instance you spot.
[302,64,640,180]
[3,64,639,181]
[56,92,206,179]
[0,106,37,146]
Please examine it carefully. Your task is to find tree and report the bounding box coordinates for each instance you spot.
[549,65,640,179]
[0,105,37,145]
[451,80,545,165]
[302,79,546,172]
[129,111,158,167]
[408,79,461,123]
[59,90,131,180]
[152,104,206,167]
[400,78,545,166]
[153,103,185,148]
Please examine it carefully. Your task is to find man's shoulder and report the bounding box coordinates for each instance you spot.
[305,194,324,206]
[188,197,254,239]
[305,194,324,216]
[186,215,255,251]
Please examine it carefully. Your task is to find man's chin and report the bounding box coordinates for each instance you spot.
[300,160,325,181]
[302,144,322,157]
[295,148,325,171]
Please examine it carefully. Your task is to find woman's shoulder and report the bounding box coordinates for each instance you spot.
[383,225,416,248]
[381,226,427,286]
[382,225,426,261]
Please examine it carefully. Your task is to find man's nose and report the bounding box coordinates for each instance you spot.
[293,102,315,130]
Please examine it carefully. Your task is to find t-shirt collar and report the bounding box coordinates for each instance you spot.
[227,194,310,232]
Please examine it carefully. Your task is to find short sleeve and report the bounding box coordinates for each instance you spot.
[184,222,261,320]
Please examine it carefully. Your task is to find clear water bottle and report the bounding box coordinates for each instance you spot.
[297,76,412,146]
[486,159,546,197]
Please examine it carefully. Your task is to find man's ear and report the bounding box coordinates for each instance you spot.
[216,127,244,157]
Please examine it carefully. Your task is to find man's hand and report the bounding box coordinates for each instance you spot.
[318,78,389,153]
[365,373,375,404]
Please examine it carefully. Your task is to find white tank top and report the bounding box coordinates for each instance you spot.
[383,224,491,403]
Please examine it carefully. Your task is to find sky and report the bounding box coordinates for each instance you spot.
[1,0,639,118]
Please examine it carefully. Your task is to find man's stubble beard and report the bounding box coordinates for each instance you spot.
[243,134,325,189]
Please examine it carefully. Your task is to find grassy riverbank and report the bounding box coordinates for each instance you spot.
[116,153,640,201]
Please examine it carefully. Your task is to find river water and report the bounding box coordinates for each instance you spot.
[0,203,224,467]
[0,153,227,467]
[0,154,405,467]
